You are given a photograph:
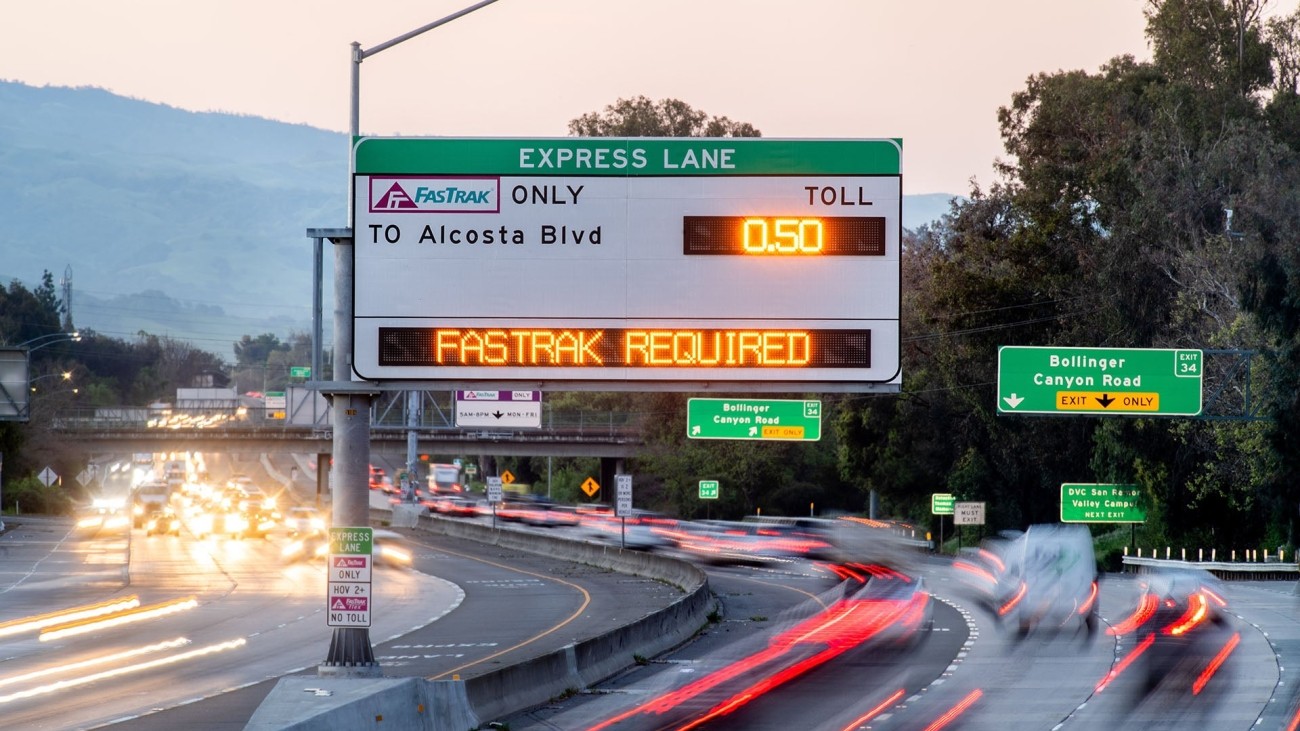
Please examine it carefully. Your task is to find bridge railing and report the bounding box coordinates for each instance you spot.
[48,406,650,441]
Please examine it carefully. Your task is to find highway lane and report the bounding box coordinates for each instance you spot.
[0,514,455,731]
[93,498,690,729]
[508,555,1299,731]
[15,460,1300,731]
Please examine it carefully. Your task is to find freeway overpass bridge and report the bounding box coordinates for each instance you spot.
[48,407,647,459]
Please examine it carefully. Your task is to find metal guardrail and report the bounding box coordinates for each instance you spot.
[1122,555,1299,580]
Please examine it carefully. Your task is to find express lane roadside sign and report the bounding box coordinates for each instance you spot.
[997,346,1202,416]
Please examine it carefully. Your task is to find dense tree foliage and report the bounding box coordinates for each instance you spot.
[568,96,761,138]
[0,275,227,509]
[839,0,1300,555]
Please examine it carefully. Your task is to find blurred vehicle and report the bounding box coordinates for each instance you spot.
[131,481,173,529]
[496,495,580,527]
[145,507,182,537]
[427,463,465,493]
[284,506,326,534]
[193,510,249,540]
[372,529,413,568]
[368,465,394,492]
[580,508,672,551]
[425,494,480,518]
[995,523,1099,638]
[280,528,413,569]
[233,486,279,538]
[951,537,1015,614]
[1115,567,1237,695]
[280,530,328,564]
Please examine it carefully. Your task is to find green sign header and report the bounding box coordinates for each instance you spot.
[329,526,373,555]
[354,137,902,177]
[687,399,822,441]
[1060,484,1146,523]
[997,346,1203,416]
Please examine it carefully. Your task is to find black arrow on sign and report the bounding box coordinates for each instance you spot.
[1096,394,1115,408]
[493,411,504,419]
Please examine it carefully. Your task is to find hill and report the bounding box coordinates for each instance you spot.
[0,81,957,358]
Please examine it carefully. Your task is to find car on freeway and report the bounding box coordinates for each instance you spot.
[280,528,413,569]
[145,507,182,537]
[1115,567,1236,695]
[994,523,1099,638]
[192,510,249,540]
[425,493,480,518]
[284,506,326,534]
[372,529,413,568]
[579,508,673,551]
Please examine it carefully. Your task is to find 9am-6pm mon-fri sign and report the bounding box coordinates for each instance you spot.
[997,346,1203,417]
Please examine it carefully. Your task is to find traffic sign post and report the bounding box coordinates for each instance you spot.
[954,501,985,550]
[931,493,955,515]
[486,476,503,529]
[931,493,954,554]
[953,501,985,525]
[687,398,822,441]
[615,474,633,517]
[327,527,373,628]
[1060,484,1146,523]
[615,474,633,548]
[997,346,1203,416]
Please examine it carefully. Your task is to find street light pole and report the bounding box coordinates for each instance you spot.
[319,0,503,679]
[14,331,81,353]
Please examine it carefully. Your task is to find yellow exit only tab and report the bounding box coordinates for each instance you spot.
[1056,392,1160,411]
[761,425,806,439]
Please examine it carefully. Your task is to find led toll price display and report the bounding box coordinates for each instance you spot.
[380,327,871,369]
[683,216,886,256]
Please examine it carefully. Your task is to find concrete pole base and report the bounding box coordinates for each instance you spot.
[317,663,384,679]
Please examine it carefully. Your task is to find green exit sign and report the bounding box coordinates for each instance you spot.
[687,399,821,441]
[290,366,312,378]
[997,346,1202,416]
[931,493,955,515]
[699,480,720,499]
[1060,484,1146,523]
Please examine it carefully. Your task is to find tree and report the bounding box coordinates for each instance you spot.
[830,0,1299,547]
[568,96,761,138]
[233,333,289,367]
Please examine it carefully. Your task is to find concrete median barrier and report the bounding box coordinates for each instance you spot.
[248,509,713,730]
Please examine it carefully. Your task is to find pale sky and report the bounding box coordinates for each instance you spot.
[1,0,1162,194]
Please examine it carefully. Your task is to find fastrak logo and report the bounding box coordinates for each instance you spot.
[368,176,500,214]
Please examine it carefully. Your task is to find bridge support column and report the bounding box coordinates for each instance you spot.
[599,457,623,503]
[318,384,382,678]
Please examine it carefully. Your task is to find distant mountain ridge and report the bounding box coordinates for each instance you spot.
[0,81,958,357]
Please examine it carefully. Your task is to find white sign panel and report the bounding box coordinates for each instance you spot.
[455,390,542,428]
[615,474,633,517]
[352,138,902,393]
[327,528,373,628]
[486,476,504,504]
[954,501,986,526]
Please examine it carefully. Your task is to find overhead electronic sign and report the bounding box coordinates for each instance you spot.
[352,137,902,392]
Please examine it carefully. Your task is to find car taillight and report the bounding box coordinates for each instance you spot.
[1162,592,1209,636]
